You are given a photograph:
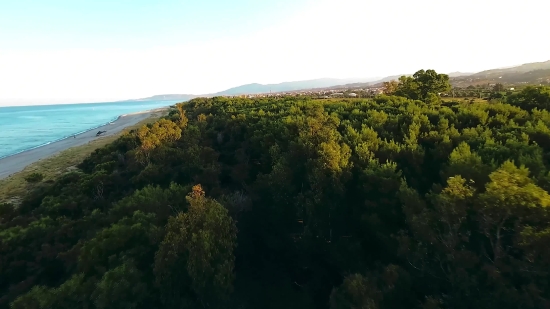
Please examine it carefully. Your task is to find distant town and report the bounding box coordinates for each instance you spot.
[219,85,386,99]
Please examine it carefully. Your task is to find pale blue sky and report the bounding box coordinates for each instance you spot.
[0,0,548,105]
[1,0,311,50]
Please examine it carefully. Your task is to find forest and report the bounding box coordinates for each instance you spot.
[2,70,550,309]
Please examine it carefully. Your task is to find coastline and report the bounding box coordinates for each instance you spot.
[0,107,168,180]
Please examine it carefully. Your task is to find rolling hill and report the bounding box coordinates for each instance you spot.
[340,62,549,89]
[125,94,198,102]
[450,61,550,87]
[448,72,475,77]
[211,77,381,96]
[472,60,550,77]
[129,60,550,100]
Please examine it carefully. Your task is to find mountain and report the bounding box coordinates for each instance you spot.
[473,60,550,77]
[451,60,550,86]
[124,94,198,102]
[453,69,550,86]
[212,77,380,95]
[123,60,550,101]
[448,72,474,77]
[330,62,549,90]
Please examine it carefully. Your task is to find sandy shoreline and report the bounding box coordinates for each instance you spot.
[0,107,168,180]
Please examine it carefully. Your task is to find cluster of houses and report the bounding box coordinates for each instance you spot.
[220,87,385,99]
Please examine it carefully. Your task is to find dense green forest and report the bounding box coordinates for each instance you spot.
[2,70,550,308]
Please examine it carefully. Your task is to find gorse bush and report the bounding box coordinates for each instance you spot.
[3,80,550,309]
[23,172,44,183]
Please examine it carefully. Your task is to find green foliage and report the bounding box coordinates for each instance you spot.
[24,172,44,183]
[154,185,237,308]
[175,103,189,128]
[93,261,149,309]
[136,119,182,165]
[4,86,550,309]
[493,83,505,92]
[0,203,15,223]
[508,86,550,111]
[329,265,413,309]
[329,274,380,309]
[10,274,95,309]
[395,69,451,101]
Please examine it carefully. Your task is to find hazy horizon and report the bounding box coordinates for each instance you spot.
[1,0,548,106]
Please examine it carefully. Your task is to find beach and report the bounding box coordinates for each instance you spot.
[0,107,167,180]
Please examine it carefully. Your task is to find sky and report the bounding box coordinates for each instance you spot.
[0,0,549,105]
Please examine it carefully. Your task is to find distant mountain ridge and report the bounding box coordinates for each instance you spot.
[211,77,381,96]
[450,60,550,86]
[448,72,474,77]
[123,94,198,102]
[473,60,550,77]
[132,60,549,101]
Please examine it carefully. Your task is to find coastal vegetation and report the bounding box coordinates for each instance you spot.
[2,70,550,308]
[0,115,165,205]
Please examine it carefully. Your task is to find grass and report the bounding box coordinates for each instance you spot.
[0,112,167,204]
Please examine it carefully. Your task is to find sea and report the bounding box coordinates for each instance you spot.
[0,100,181,159]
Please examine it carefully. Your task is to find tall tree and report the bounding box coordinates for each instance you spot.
[493,83,504,92]
[154,185,237,308]
[395,69,451,101]
[382,80,399,95]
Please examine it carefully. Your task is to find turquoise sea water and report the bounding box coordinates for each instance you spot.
[0,100,181,159]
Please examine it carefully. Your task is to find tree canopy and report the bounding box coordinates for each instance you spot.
[2,73,550,309]
[393,69,451,101]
